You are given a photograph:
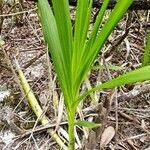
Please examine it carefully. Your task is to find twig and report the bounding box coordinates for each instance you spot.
[15,61,67,149]
[0,8,37,17]
[15,122,68,140]
[22,52,45,69]
[1,43,67,149]
[117,83,150,102]
[121,133,147,142]
[117,107,150,112]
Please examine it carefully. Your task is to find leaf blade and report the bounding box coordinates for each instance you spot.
[76,65,150,106]
[38,0,72,107]
[76,0,133,93]
[75,120,101,128]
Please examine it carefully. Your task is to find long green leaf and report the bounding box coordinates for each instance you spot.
[52,0,73,71]
[51,0,75,104]
[73,0,92,51]
[75,65,150,107]
[142,32,150,66]
[38,0,72,108]
[73,0,109,95]
[72,0,93,96]
[75,0,133,97]
[87,0,110,48]
[75,120,101,128]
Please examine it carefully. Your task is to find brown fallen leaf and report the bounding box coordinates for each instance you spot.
[100,126,115,148]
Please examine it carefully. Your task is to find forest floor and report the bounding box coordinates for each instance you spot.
[0,1,150,150]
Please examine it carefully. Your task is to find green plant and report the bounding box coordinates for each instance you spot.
[0,0,4,33]
[142,31,150,66]
[38,0,150,149]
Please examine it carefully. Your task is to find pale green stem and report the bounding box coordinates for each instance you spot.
[68,108,76,150]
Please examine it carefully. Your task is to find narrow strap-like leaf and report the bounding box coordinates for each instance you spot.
[75,120,101,128]
[52,0,74,99]
[52,0,73,69]
[73,0,91,50]
[75,65,150,107]
[38,0,72,107]
[72,0,93,97]
[86,0,110,49]
[76,0,133,93]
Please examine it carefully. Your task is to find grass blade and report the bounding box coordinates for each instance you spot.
[52,0,73,71]
[142,32,150,66]
[76,0,133,94]
[71,0,93,98]
[38,0,72,107]
[87,0,110,48]
[76,65,150,106]
[75,120,101,128]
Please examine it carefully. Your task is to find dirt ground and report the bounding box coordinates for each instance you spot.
[0,1,150,150]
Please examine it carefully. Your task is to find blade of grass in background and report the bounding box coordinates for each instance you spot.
[142,32,150,66]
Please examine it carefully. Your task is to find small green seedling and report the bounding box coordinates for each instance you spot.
[37,0,150,149]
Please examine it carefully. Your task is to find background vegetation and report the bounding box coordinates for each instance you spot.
[0,0,150,149]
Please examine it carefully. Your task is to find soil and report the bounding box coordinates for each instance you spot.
[0,1,150,150]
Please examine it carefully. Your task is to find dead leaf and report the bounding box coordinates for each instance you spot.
[100,126,115,148]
